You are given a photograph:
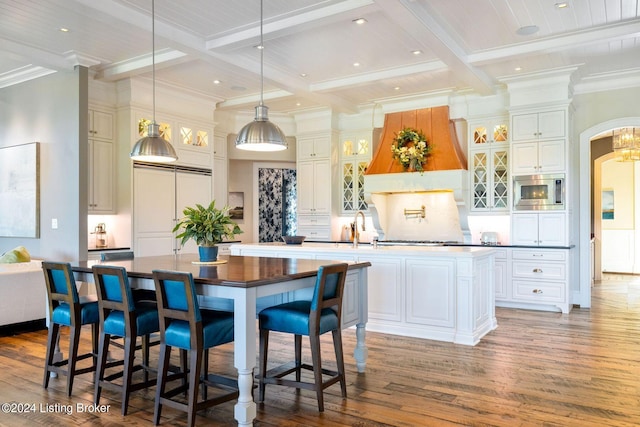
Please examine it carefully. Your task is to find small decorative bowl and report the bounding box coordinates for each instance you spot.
[282,235,306,245]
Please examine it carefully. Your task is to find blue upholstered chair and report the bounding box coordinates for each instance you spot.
[257,263,349,412]
[92,265,160,415]
[42,261,99,396]
[152,270,238,427]
[100,251,156,303]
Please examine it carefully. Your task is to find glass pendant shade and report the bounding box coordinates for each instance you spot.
[235,105,287,151]
[130,122,178,162]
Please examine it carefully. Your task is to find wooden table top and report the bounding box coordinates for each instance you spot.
[71,254,370,288]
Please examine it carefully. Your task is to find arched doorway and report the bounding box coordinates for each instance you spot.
[579,118,640,307]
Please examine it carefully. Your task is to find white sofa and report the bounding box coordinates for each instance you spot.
[0,260,47,327]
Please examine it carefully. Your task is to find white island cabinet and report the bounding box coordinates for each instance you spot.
[230,243,497,346]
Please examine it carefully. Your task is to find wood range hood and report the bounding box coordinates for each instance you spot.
[364,107,471,243]
[366,106,467,175]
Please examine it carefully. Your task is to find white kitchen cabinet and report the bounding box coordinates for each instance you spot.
[133,164,212,257]
[88,138,114,213]
[512,110,565,142]
[89,108,114,141]
[176,121,213,168]
[509,248,571,313]
[213,156,228,207]
[297,214,332,241]
[88,106,115,213]
[405,258,456,328]
[468,117,509,213]
[511,139,565,174]
[493,248,509,300]
[341,159,370,213]
[511,212,567,247]
[363,256,403,322]
[340,131,371,213]
[297,136,330,160]
[469,118,509,147]
[297,159,331,215]
[470,148,509,212]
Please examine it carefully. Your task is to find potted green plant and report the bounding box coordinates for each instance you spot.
[173,200,243,262]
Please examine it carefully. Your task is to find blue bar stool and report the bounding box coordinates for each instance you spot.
[92,265,160,415]
[257,263,349,411]
[42,261,99,396]
[152,270,238,427]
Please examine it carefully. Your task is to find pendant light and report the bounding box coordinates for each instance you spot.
[235,0,287,152]
[130,0,178,163]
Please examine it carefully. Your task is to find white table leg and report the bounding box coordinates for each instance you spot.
[233,289,257,427]
[354,322,367,373]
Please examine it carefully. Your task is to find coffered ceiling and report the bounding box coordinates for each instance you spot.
[1,0,639,115]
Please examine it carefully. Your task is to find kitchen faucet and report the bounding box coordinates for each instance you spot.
[353,210,366,248]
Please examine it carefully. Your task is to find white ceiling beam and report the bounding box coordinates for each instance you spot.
[96,49,189,81]
[206,0,375,50]
[375,0,495,96]
[469,20,640,64]
[310,61,448,92]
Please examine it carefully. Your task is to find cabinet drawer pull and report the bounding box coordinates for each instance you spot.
[533,268,543,273]
[532,289,543,294]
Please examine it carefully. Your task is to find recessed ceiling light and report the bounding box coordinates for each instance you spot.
[394,86,400,91]
[412,50,422,55]
[300,73,307,78]
[352,18,367,25]
[516,25,539,36]
[296,102,301,107]
[353,62,361,67]
[254,44,264,50]
[514,67,522,71]
[59,27,70,32]
[555,2,568,9]
[213,79,221,85]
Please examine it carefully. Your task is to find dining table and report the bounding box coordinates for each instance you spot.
[70,253,371,427]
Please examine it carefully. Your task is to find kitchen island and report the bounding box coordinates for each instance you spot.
[231,242,497,345]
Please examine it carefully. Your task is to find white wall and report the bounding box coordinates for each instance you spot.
[0,68,87,261]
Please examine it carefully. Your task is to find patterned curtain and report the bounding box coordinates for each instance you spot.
[258,168,297,242]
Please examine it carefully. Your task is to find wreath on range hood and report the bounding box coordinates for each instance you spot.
[390,127,431,172]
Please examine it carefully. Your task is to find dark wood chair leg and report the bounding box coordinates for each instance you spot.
[187,348,202,427]
[309,334,324,412]
[142,334,150,383]
[121,335,136,416]
[333,329,347,398]
[43,323,60,389]
[294,334,302,382]
[201,349,209,401]
[258,329,269,403]
[154,343,171,426]
[94,332,111,405]
[66,325,82,396]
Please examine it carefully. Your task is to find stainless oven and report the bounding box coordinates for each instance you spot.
[513,174,565,210]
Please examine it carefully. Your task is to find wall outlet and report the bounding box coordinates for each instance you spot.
[51,218,58,229]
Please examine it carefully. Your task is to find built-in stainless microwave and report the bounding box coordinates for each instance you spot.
[513,174,565,210]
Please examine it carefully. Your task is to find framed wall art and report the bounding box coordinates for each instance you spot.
[0,142,40,238]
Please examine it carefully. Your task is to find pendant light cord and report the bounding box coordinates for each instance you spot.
[260,0,264,107]
[152,0,156,123]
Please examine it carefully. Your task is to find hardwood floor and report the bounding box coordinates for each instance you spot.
[1,274,639,426]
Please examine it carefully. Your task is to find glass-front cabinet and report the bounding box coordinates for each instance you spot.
[340,132,371,213]
[135,113,213,168]
[468,117,509,213]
